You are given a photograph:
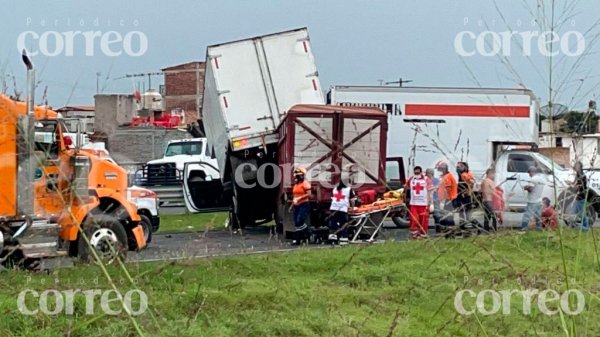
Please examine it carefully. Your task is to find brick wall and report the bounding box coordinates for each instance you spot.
[163,62,205,124]
[539,147,571,168]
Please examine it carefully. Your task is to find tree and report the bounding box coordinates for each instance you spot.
[559,111,599,134]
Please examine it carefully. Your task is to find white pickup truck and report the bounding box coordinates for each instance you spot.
[143,138,226,211]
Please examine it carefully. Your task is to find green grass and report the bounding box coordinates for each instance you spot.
[158,212,228,233]
[1,230,600,336]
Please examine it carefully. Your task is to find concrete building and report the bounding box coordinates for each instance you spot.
[162,61,205,125]
[94,94,137,136]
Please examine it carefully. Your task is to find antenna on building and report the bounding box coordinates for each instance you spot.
[114,72,163,90]
[385,78,413,87]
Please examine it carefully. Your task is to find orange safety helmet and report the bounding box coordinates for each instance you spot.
[294,166,307,176]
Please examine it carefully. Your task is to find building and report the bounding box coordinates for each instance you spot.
[538,120,600,168]
[56,105,95,133]
[162,61,205,125]
[94,94,137,136]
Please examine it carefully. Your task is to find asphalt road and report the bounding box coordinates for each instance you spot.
[131,211,538,263]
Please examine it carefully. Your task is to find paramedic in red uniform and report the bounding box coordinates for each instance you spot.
[290,167,312,245]
[405,166,434,239]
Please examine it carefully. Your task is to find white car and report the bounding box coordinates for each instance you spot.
[127,186,160,244]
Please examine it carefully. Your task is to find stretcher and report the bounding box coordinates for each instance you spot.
[348,198,404,243]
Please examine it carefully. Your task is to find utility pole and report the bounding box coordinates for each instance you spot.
[96,72,101,94]
[385,77,413,87]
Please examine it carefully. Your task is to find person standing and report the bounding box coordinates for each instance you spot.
[426,168,441,227]
[437,162,458,228]
[573,161,590,231]
[290,167,312,244]
[328,180,355,244]
[480,169,498,232]
[455,161,475,226]
[520,166,545,231]
[405,166,434,239]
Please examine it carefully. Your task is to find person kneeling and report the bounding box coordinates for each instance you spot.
[541,197,558,230]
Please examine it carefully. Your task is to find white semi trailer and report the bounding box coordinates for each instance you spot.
[328,86,578,212]
[202,28,324,228]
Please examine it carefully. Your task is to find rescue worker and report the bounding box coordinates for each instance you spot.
[437,162,458,229]
[290,166,312,245]
[455,161,475,227]
[426,168,441,230]
[405,166,434,239]
[328,179,355,244]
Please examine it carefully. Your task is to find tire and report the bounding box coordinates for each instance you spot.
[139,214,153,244]
[78,214,128,263]
[588,205,597,224]
[392,216,409,228]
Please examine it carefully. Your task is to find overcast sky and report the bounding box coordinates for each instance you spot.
[1,0,599,111]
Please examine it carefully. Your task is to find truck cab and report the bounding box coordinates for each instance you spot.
[493,150,572,210]
[140,138,227,211]
[143,138,220,184]
[32,117,147,260]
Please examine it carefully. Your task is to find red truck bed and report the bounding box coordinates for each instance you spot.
[277,104,388,207]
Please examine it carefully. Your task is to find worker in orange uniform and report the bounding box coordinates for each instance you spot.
[290,167,312,245]
[437,162,458,229]
[455,161,475,227]
[405,166,434,239]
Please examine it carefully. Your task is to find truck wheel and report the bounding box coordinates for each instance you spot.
[391,216,409,228]
[78,214,128,263]
[139,214,153,244]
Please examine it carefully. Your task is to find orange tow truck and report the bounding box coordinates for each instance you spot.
[0,55,145,265]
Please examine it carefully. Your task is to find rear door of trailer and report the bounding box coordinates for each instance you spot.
[205,28,323,152]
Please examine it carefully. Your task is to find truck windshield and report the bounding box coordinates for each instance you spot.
[165,141,204,157]
[34,120,60,158]
[532,152,567,172]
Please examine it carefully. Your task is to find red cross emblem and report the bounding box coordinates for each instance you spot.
[413,182,424,195]
[333,190,345,201]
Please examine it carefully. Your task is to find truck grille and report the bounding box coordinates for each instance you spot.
[137,163,182,186]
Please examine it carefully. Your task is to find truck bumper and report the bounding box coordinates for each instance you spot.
[151,215,160,233]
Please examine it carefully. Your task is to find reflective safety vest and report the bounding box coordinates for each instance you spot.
[410,175,430,206]
[330,187,351,213]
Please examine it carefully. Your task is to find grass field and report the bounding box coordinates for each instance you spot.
[1,230,599,336]
[158,212,229,233]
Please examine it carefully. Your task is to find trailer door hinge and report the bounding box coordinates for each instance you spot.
[257,115,273,121]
